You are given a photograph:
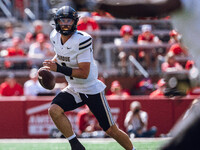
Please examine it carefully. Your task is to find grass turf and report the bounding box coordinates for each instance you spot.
[0,138,168,150]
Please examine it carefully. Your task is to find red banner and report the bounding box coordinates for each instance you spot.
[0,96,195,138]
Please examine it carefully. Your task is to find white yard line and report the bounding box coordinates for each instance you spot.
[0,138,171,143]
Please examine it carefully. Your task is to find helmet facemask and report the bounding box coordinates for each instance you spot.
[55,17,78,36]
[54,6,79,36]
[57,18,74,35]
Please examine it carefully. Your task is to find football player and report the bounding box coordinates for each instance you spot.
[43,6,135,150]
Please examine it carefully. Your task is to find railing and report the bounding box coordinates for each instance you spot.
[86,29,171,37]
[0,0,12,18]
[0,56,61,77]
[0,43,191,77]
[0,16,177,76]
[102,43,171,69]
[94,17,172,25]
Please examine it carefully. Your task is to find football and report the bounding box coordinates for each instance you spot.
[38,67,56,90]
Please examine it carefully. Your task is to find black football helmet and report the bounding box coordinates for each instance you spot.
[54,6,79,36]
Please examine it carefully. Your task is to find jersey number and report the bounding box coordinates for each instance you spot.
[61,62,73,80]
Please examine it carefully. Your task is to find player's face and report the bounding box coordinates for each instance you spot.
[58,18,74,31]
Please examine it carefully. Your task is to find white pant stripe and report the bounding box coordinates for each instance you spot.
[102,92,114,125]
[100,91,114,126]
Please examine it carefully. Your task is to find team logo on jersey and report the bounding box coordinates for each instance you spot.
[57,54,70,62]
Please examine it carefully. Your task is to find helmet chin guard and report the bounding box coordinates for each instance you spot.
[54,6,79,36]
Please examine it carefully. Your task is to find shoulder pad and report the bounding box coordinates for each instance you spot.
[50,29,57,42]
[78,32,92,50]
[77,32,84,36]
[50,29,57,38]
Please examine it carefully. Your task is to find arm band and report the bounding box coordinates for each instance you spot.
[56,63,72,76]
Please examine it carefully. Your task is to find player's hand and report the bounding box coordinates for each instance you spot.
[43,60,57,72]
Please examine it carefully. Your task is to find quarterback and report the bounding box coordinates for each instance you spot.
[43,6,135,150]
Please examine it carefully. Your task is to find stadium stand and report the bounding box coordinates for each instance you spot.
[0,0,196,97]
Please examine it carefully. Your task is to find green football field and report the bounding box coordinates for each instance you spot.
[0,138,169,150]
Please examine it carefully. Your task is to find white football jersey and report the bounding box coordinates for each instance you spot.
[50,29,106,94]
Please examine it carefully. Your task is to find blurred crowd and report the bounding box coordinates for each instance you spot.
[0,9,199,98]
[0,20,54,70]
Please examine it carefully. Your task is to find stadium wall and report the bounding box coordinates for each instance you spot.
[0,96,195,138]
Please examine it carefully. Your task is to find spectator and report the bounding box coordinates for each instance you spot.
[161,51,183,72]
[91,9,116,30]
[124,101,157,138]
[107,80,130,98]
[2,22,14,41]
[114,25,135,75]
[77,12,101,60]
[133,78,154,95]
[77,106,103,137]
[0,22,16,49]
[24,68,55,96]
[25,20,46,44]
[137,24,162,69]
[185,60,200,95]
[0,73,23,96]
[185,60,194,71]
[168,29,182,44]
[158,30,187,73]
[77,12,99,32]
[168,29,188,57]
[91,9,114,19]
[168,43,188,56]
[28,33,54,67]
[149,78,166,98]
[4,36,28,69]
[158,29,182,72]
[115,25,135,52]
[137,24,161,45]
